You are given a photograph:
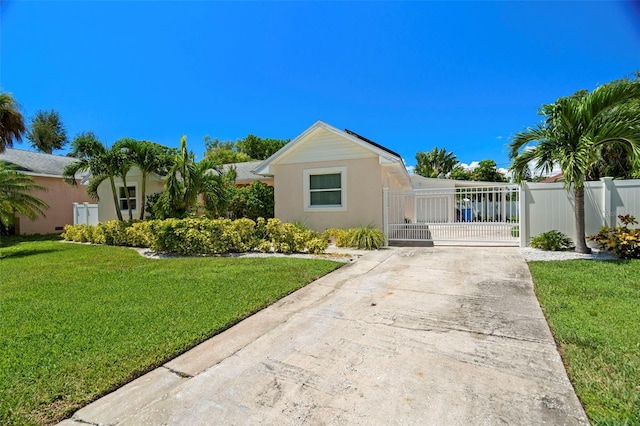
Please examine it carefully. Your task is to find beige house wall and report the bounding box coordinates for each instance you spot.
[16,176,93,235]
[273,157,384,231]
[97,167,164,222]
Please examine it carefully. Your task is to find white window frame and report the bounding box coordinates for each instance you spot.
[117,184,138,213]
[303,167,347,212]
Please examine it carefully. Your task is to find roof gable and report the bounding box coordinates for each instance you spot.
[253,121,404,175]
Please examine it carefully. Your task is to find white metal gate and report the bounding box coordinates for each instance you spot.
[384,185,520,245]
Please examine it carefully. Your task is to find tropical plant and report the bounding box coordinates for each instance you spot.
[590,214,640,259]
[530,230,573,251]
[63,132,124,221]
[203,136,253,164]
[449,164,472,181]
[115,139,174,219]
[347,226,386,250]
[236,134,288,160]
[510,74,640,253]
[228,181,275,220]
[0,92,26,153]
[471,159,507,182]
[26,109,67,153]
[0,162,48,239]
[415,147,459,178]
[156,136,234,219]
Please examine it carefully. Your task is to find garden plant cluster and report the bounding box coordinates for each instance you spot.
[591,214,640,259]
[62,218,387,255]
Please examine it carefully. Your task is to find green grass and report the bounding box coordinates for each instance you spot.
[0,235,342,425]
[528,259,640,425]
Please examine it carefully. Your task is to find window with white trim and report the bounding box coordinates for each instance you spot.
[118,186,137,211]
[303,167,347,212]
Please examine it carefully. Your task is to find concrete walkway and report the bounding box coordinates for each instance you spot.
[60,247,588,425]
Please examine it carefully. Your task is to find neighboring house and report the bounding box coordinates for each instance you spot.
[0,148,93,235]
[96,166,165,222]
[253,120,412,231]
[223,161,273,187]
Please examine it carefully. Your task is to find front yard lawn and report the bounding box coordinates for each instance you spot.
[0,235,342,425]
[528,259,640,425]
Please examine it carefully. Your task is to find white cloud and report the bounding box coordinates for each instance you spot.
[406,165,415,174]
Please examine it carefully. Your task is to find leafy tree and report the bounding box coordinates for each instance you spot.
[450,165,472,181]
[415,147,458,178]
[115,139,174,219]
[471,159,507,182]
[510,74,640,253]
[236,134,288,160]
[0,162,48,238]
[26,109,67,154]
[228,181,275,220]
[0,92,26,153]
[63,132,124,221]
[156,136,234,218]
[204,136,252,164]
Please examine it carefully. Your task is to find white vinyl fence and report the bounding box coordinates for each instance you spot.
[520,177,640,247]
[73,202,99,226]
[384,177,640,247]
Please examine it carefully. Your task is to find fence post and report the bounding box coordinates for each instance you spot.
[73,203,79,225]
[600,177,614,228]
[83,202,90,226]
[383,187,389,245]
[519,183,528,247]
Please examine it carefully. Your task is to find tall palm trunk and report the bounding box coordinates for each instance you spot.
[122,174,133,221]
[574,186,591,254]
[109,177,123,221]
[139,173,147,220]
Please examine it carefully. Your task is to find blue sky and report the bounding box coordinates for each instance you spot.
[1,1,638,172]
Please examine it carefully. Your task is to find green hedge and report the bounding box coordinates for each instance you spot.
[62,218,328,256]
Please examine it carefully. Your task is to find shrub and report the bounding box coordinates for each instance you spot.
[347,226,386,250]
[125,220,158,248]
[61,224,92,243]
[511,226,520,237]
[101,220,135,246]
[530,230,573,251]
[590,214,640,259]
[306,237,329,254]
[265,219,325,254]
[62,218,327,256]
[228,181,275,220]
[323,228,350,247]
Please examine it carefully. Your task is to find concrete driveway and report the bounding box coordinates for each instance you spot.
[61,247,588,425]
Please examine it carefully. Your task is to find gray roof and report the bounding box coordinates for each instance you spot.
[0,148,83,177]
[223,160,271,183]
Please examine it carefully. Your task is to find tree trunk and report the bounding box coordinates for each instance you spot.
[122,175,133,221]
[139,173,147,220]
[574,186,592,254]
[109,177,123,221]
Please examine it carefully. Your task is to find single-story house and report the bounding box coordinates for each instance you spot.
[252,120,412,231]
[96,166,165,222]
[96,121,413,230]
[0,148,93,235]
[222,161,273,187]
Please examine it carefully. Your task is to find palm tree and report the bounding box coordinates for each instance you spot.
[0,92,26,153]
[510,76,640,253]
[415,147,459,178]
[115,139,173,220]
[63,132,124,221]
[26,109,68,154]
[156,136,232,219]
[0,162,49,238]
